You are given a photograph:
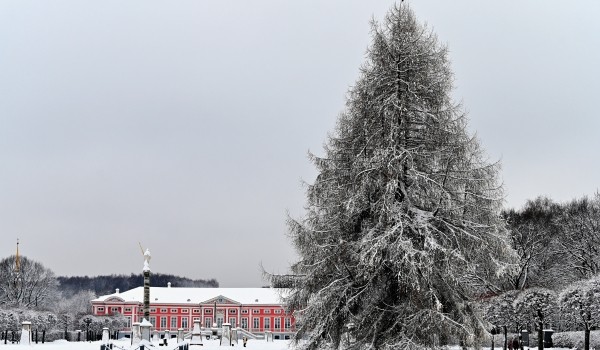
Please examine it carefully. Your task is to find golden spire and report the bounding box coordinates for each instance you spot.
[15,238,20,273]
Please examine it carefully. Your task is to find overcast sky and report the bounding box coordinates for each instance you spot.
[1,1,599,288]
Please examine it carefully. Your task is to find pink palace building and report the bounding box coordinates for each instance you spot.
[91,283,296,339]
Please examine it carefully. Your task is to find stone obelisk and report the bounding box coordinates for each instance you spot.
[142,249,151,320]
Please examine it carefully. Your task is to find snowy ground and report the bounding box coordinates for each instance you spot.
[0,340,576,350]
[0,338,292,349]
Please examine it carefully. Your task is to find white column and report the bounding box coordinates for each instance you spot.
[101,327,110,345]
[20,321,31,345]
[190,319,203,346]
[140,318,152,342]
[177,328,184,343]
[131,322,141,345]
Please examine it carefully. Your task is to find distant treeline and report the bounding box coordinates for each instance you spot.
[57,273,219,297]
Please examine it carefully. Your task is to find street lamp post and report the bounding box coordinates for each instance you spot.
[62,314,70,340]
[84,317,92,342]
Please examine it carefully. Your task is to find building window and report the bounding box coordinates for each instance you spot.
[126,317,131,328]
[150,308,156,313]
[125,308,132,312]
[229,309,236,314]
[182,317,188,329]
[252,318,259,330]
[193,309,200,314]
[205,318,212,328]
[170,317,177,329]
[241,309,249,314]
[229,318,236,328]
[264,309,271,314]
[264,318,270,330]
[160,317,167,329]
[285,318,291,330]
[193,317,200,322]
[274,309,282,314]
[161,308,167,313]
[181,309,189,313]
[252,309,260,314]
[216,316,224,328]
[204,309,212,314]
[274,318,281,329]
[150,317,156,327]
[170,309,178,313]
[241,318,248,330]
[97,307,104,312]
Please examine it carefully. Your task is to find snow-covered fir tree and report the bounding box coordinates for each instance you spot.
[281,4,515,350]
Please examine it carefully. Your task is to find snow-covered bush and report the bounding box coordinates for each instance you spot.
[0,308,58,333]
[557,276,600,350]
[553,330,600,349]
[0,309,20,331]
[45,329,69,342]
[513,288,557,350]
[482,290,520,332]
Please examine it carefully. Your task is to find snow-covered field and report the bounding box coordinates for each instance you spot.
[0,339,575,350]
[0,339,292,349]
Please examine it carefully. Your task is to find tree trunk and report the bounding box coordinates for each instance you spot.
[42,330,45,344]
[538,327,544,350]
[585,328,590,350]
[520,334,524,350]
[503,325,508,350]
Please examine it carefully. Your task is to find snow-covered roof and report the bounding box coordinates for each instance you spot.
[92,287,285,305]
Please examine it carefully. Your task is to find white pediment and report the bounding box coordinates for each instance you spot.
[201,295,240,305]
[105,296,125,302]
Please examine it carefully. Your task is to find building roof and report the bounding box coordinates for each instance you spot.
[92,287,286,306]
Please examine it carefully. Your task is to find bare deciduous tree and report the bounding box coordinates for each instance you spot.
[0,255,58,309]
[502,197,560,290]
[554,194,600,282]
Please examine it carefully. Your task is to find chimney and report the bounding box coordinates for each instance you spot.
[116,288,120,294]
[167,282,171,288]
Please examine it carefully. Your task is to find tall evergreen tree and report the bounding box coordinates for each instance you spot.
[282,4,514,349]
